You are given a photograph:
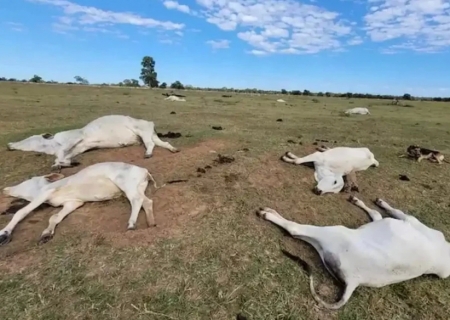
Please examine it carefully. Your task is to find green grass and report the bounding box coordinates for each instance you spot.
[1,82,450,320]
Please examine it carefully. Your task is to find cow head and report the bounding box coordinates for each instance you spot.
[7,133,57,154]
[314,175,345,195]
[3,173,65,201]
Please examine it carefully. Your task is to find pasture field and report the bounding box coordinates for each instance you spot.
[1,82,450,320]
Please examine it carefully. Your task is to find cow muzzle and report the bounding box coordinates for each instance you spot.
[313,186,323,195]
[371,160,380,168]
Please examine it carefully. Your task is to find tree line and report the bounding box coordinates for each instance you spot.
[1,56,449,102]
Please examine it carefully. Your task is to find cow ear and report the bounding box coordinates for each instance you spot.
[42,133,54,139]
[44,173,65,182]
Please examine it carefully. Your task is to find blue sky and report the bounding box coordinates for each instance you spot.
[1,0,450,96]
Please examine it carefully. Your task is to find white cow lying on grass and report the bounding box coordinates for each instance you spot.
[164,96,186,102]
[344,107,370,115]
[281,147,379,195]
[0,162,160,245]
[258,196,450,310]
[6,115,179,170]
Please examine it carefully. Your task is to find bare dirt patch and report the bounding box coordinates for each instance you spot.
[247,153,313,190]
[0,139,232,255]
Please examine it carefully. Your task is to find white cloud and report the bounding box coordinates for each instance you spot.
[163,0,191,14]
[186,0,357,55]
[28,0,184,37]
[246,49,269,55]
[5,22,25,32]
[364,0,450,53]
[347,36,363,45]
[206,39,230,49]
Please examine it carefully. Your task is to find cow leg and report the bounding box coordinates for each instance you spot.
[284,151,299,159]
[122,181,150,230]
[126,195,144,230]
[53,139,85,169]
[374,198,407,220]
[143,139,156,158]
[342,171,359,193]
[137,178,155,227]
[257,207,326,246]
[316,146,329,152]
[348,196,382,221]
[39,201,84,244]
[0,189,54,245]
[281,151,300,164]
[151,133,179,153]
[111,174,149,230]
[142,197,156,227]
[138,130,179,158]
[283,151,320,165]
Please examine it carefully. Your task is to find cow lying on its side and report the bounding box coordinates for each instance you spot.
[7,115,179,170]
[281,147,379,195]
[257,196,450,309]
[0,162,160,245]
[344,107,370,115]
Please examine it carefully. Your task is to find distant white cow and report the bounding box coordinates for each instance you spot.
[164,96,186,102]
[344,107,370,115]
[281,147,379,195]
[7,115,179,170]
[277,99,286,103]
[0,162,161,245]
[257,196,450,309]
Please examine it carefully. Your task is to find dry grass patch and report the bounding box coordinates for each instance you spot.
[1,83,450,319]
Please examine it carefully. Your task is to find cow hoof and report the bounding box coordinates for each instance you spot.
[348,195,357,203]
[0,232,11,246]
[144,154,153,159]
[6,143,13,151]
[38,234,53,244]
[172,148,180,153]
[256,208,265,218]
[70,161,81,167]
[375,198,382,206]
[127,224,137,231]
[51,165,62,173]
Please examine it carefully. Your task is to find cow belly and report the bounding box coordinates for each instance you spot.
[340,222,436,287]
[83,127,140,148]
[49,178,122,206]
